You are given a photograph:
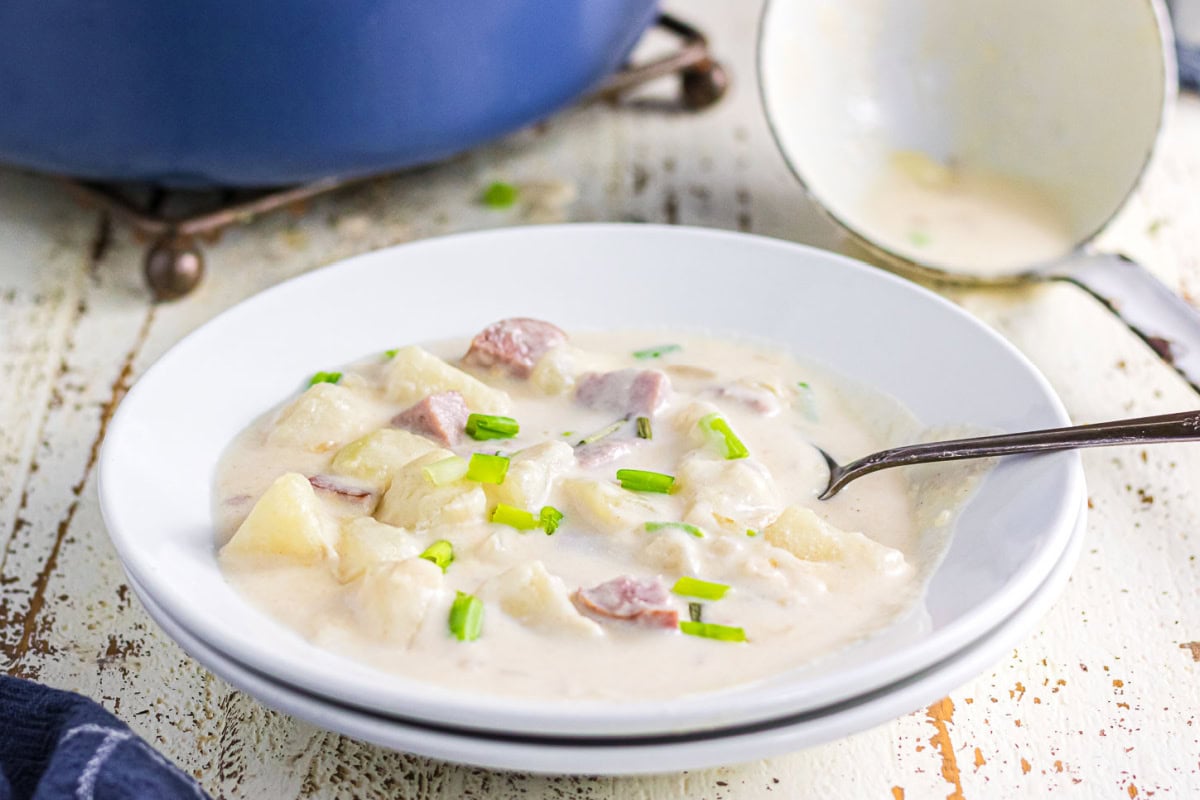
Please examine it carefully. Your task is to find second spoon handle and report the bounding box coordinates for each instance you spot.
[825,411,1200,498]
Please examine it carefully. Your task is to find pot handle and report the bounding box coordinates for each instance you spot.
[1046,251,1200,394]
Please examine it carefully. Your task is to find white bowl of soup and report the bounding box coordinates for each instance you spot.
[98,224,1083,738]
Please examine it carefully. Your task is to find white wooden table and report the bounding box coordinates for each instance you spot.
[2,3,1199,797]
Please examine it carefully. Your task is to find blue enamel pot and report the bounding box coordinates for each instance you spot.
[0,1,658,186]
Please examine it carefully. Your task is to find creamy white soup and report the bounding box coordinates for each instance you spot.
[858,150,1076,277]
[215,319,973,701]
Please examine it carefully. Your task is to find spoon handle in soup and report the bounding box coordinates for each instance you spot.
[1046,251,1200,396]
[821,410,1200,499]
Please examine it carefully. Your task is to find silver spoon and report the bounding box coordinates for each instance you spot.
[817,410,1200,500]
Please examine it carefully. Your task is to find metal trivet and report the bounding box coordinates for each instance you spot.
[63,13,727,301]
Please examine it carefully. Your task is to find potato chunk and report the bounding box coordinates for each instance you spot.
[221,472,335,563]
[376,450,487,529]
[353,558,445,644]
[529,344,579,396]
[329,429,439,488]
[336,517,421,583]
[642,528,701,576]
[764,506,908,575]
[561,478,668,535]
[484,441,574,511]
[677,451,781,532]
[267,383,374,452]
[385,345,512,414]
[481,561,601,637]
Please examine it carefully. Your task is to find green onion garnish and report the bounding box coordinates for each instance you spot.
[482,181,518,209]
[383,348,399,359]
[645,521,704,538]
[796,381,819,422]
[576,418,627,447]
[308,371,342,386]
[617,468,675,494]
[632,344,681,360]
[746,528,759,538]
[419,540,454,572]
[908,230,932,247]
[679,621,746,642]
[688,602,703,622]
[465,413,520,441]
[698,413,749,460]
[448,591,483,641]
[672,576,730,601]
[636,416,652,440]
[539,505,564,535]
[421,455,468,486]
[465,453,509,484]
[491,503,539,530]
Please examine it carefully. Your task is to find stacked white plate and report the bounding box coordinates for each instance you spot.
[99,226,1086,775]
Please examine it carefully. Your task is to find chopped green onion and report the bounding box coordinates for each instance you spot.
[796,381,819,422]
[617,468,675,494]
[645,521,704,538]
[633,344,681,360]
[636,416,653,440]
[688,602,703,622]
[482,181,518,209]
[465,453,509,484]
[908,230,932,247]
[746,528,759,538]
[539,505,564,535]
[466,413,520,441]
[679,621,746,642]
[672,576,730,601]
[576,418,627,447]
[561,431,574,438]
[448,591,483,641]
[698,413,749,460]
[422,455,468,486]
[308,371,342,386]
[383,348,399,359]
[419,540,454,572]
[491,503,539,530]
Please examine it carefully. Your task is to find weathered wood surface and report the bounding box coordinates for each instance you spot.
[2,2,1199,797]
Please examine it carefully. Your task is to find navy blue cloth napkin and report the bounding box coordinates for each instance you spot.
[0,676,209,800]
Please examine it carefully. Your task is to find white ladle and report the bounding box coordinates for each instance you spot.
[760,0,1200,392]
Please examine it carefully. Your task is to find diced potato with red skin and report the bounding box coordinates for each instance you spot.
[385,345,512,414]
[353,558,445,644]
[480,561,601,637]
[329,429,439,489]
[267,383,375,452]
[376,450,487,530]
[764,506,909,576]
[483,441,575,511]
[336,517,421,583]
[221,472,336,564]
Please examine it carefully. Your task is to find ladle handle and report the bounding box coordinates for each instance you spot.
[1046,252,1200,394]
[823,411,1200,499]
